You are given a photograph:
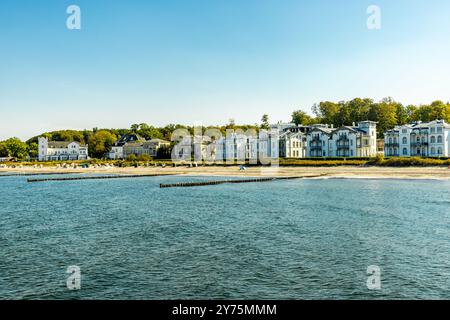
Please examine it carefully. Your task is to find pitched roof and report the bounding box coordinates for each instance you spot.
[48,141,86,148]
[123,142,144,148]
[310,126,333,134]
[147,138,170,144]
[114,133,145,146]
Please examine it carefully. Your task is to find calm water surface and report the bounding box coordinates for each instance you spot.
[0,174,449,299]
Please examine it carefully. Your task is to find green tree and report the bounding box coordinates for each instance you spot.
[127,154,137,161]
[415,104,434,122]
[395,104,408,125]
[346,98,373,123]
[312,101,340,126]
[137,124,164,140]
[368,98,398,138]
[405,105,418,122]
[429,101,448,121]
[88,130,117,158]
[291,110,312,125]
[4,138,28,159]
[137,154,151,162]
[27,142,39,159]
[261,114,269,129]
[0,141,8,157]
[130,124,140,133]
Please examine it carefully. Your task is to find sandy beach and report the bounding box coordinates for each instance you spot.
[1,165,450,180]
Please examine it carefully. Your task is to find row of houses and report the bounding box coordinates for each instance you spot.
[170,121,378,162]
[107,133,170,159]
[37,134,171,161]
[384,120,450,157]
[36,119,450,161]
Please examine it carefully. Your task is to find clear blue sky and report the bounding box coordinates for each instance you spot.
[1,0,450,140]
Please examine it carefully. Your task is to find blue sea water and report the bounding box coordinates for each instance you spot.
[0,174,449,300]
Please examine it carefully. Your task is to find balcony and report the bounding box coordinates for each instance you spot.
[411,142,428,147]
[310,146,322,151]
[385,143,399,148]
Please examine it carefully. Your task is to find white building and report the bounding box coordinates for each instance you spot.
[306,121,377,157]
[38,137,88,161]
[384,120,450,157]
[329,121,377,157]
[279,130,307,158]
[307,125,334,157]
[107,133,144,159]
[214,131,278,163]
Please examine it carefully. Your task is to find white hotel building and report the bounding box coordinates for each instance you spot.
[210,121,377,161]
[214,131,279,163]
[38,137,89,161]
[306,121,377,158]
[384,120,450,157]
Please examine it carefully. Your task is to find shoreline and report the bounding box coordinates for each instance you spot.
[1,166,450,180]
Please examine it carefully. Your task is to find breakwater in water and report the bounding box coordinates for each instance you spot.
[27,173,177,183]
[159,174,328,188]
[0,172,81,177]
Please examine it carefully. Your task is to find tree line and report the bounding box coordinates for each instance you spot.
[291,98,450,138]
[1,98,449,160]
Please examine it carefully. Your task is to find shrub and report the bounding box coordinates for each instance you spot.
[137,154,151,162]
[126,154,137,161]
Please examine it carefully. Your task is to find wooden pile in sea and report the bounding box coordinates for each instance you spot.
[159,174,327,188]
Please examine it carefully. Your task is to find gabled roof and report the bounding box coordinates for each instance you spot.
[48,141,86,148]
[310,126,333,134]
[114,133,145,146]
[280,131,304,140]
[333,126,358,133]
[123,142,144,148]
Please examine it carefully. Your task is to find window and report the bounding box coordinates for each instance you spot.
[437,136,443,143]
[431,147,435,154]
[402,129,407,133]
[402,137,407,144]
[438,147,442,155]
[431,128,435,133]
[389,138,392,143]
[403,148,407,155]
[431,136,436,143]
[437,127,443,133]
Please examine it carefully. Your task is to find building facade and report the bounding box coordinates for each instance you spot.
[213,131,278,163]
[108,133,144,159]
[307,125,334,157]
[279,131,306,158]
[305,121,377,157]
[108,134,170,159]
[384,120,450,157]
[38,137,89,161]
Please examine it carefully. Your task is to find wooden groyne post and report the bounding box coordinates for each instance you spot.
[159,174,328,188]
[0,172,82,178]
[27,173,177,183]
